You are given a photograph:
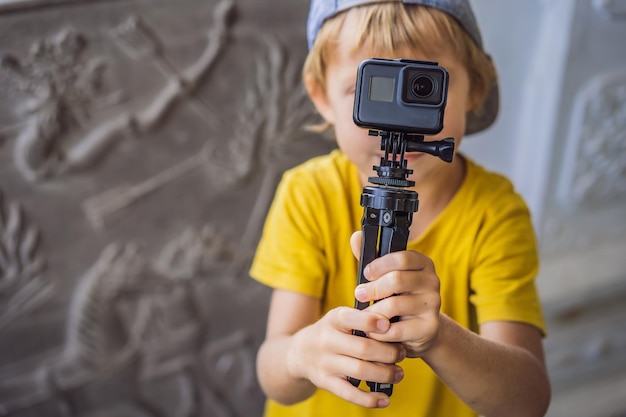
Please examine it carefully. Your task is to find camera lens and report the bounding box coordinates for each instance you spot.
[412,75,434,98]
[401,66,444,106]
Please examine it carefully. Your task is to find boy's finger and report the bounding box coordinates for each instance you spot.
[327,377,391,409]
[356,269,430,302]
[327,307,390,334]
[350,230,363,260]
[366,292,441,325]
[366,250,434,279]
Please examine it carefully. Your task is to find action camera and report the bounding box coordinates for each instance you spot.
[353,58,449,134]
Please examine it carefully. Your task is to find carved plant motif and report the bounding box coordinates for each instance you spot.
[206,35,319,255]
[205,35,317,185]
[573,81,626,204]
[0,28,108,182]
[0,190,52,332]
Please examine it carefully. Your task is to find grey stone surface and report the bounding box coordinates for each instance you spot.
[0,1,334,416]
[545,280,626,417]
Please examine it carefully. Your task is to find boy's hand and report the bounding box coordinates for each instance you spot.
[350,231,442,358]
[287,305,406,408]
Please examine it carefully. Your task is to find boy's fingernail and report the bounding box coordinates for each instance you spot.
[394,369,404,383]
[399,346,407,360]
[377,398,390,408]
[355,286,367,299]
[377,319,389,332]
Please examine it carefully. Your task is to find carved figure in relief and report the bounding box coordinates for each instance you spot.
[0,0,234,183]
[53,242,148,387]
[0,28,110,182]
[64,0,235,172]
[0,224,255,417]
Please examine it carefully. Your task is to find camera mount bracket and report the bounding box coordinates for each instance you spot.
[347,129,455,396]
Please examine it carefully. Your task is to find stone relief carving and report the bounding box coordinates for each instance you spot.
[0,189,53,332]
[0,0,326,416]
[558,68,626,208]
[82,31,316,236]
[0,226,263,417]
[0,0,234,183]
[65,1,234,175]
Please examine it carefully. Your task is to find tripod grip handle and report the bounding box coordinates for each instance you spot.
[347,188,418,397]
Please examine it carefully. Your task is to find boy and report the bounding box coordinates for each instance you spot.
[250,1,551,416]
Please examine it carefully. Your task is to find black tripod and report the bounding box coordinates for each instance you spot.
[347,130,455,396]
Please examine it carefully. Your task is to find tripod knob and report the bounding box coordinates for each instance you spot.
[406,137,455,162]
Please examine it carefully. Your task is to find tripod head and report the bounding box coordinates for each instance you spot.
[368,130,455,188]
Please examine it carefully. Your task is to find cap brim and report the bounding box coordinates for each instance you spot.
[465,73,499,135]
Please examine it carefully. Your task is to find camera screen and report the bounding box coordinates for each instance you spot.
[369,76,395,102]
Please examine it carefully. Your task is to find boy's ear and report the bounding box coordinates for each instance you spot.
[304,74,335,124]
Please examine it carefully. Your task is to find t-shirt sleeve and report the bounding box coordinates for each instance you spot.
[469,187,547,336]
[249,169,328,299]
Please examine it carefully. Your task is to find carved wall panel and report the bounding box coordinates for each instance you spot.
[537,0,626,268]
[531,4,626,413]
[558,69,626,209]
[0,1,334,416]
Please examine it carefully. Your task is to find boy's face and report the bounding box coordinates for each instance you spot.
[307,15,471,187]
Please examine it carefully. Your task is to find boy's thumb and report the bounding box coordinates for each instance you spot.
[350,231,362,261]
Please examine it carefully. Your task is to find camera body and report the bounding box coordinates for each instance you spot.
[353,58,449,135]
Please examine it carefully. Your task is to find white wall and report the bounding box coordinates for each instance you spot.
[462,0,575,233]
[466,0,626,303]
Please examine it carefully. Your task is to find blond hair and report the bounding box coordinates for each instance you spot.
[304,3,496,118]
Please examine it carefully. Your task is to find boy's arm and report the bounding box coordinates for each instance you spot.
[421,317,550,417]
[256,289,321,405]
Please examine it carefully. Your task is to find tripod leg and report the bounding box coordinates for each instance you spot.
[365,214,411,396]
[348,219,380,388]
[376,213,410,326]
[355,219,380,313]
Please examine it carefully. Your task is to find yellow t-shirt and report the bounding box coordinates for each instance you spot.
[250,149,546,417]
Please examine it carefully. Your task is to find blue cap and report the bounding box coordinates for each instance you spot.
[306,0,499,134]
